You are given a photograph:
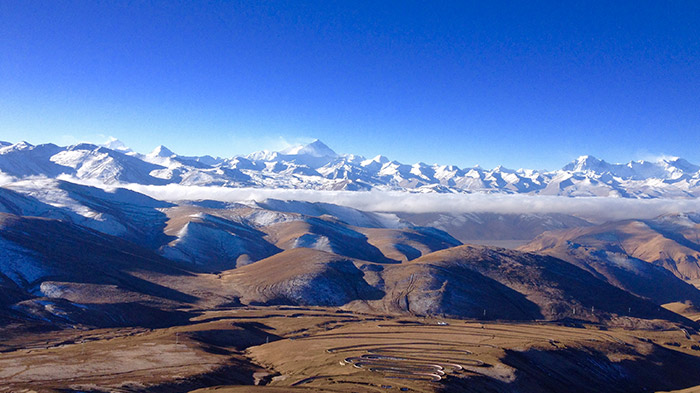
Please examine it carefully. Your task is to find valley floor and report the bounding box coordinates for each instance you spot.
[4,307,700,393]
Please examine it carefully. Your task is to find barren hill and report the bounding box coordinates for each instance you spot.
[358,245,688,324]
[0,212,197,327]
[223,248,382,306]
[522,216,700,281]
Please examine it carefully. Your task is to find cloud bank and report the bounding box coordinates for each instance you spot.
[0,173,17,187]
[89,181,700,223]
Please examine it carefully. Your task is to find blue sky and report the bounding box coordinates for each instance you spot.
[1,1,699,169]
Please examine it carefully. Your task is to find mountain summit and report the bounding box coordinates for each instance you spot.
[101,137,132,153]
[562,155,611,173]
[280,139,338,158]
[148,145,175,158]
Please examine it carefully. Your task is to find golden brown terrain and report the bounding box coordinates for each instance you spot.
[4,187,700,392]
[521,216,700,281]
[663,302,700,322]
[4,306,700,393]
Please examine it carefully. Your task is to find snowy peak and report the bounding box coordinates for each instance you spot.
[361,155,389,165]
[491,165,515,174]
[246,150,278,162]
[102,137,132,152]
[373,154,389,163]
[280,139,337,158]
[149,145,175,158]
[664,157,700,173]
[4,141,35,152]
[562,155,610,173]
[68,143,100,151]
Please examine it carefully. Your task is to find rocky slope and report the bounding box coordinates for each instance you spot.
[521,214,700,281]
[355,245,690,324]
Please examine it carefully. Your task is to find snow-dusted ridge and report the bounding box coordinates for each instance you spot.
[1,139,699,198]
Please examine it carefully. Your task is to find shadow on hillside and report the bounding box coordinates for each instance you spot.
[442,343,700,393]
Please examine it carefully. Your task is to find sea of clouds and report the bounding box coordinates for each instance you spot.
[71,180,700,223]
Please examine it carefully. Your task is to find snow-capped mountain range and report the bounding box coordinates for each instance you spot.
[1,139,699,198]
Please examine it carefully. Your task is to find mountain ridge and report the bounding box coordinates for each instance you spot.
[1,139,699,198]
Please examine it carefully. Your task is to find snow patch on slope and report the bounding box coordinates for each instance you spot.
[0,238,48,286]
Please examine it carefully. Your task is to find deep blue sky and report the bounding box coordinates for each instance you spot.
[2,1,699,169]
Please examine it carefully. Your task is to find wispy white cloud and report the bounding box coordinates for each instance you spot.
[0,172,16,186]
[56,134,116,148]
[269,136,316,151]
[224,134,316,157]
[634,149,680,163]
